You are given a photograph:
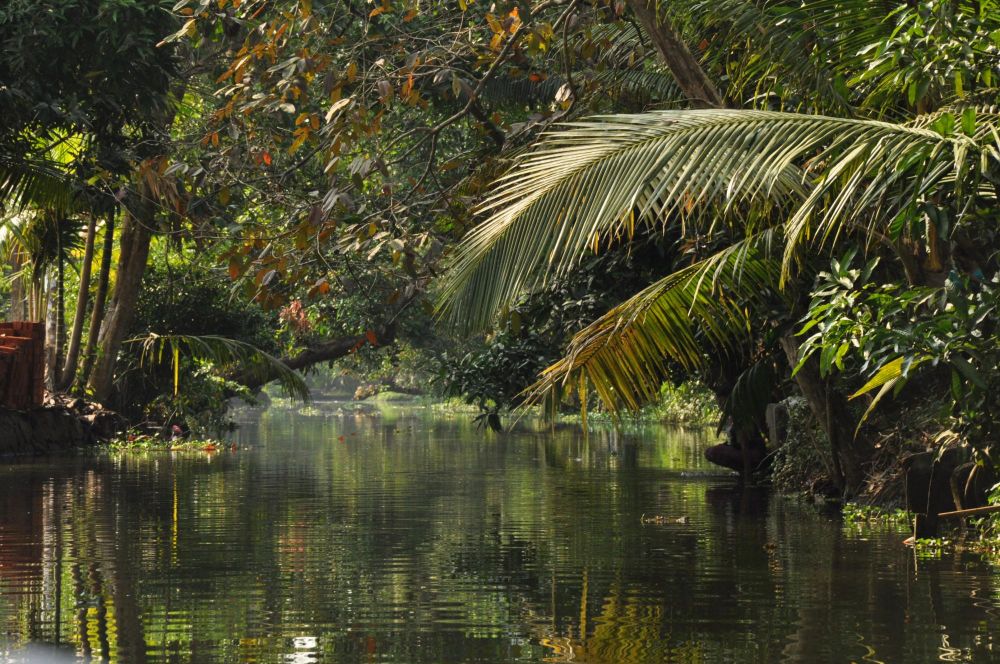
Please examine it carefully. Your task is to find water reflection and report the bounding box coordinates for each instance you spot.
[0,404,997,662]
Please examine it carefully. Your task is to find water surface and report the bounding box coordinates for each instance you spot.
[1,403,998,662]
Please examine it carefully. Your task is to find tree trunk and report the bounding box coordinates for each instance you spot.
[779,334,867,496]
[59,214,97,391]
[87,192,154,403]
[625,0,724,108]
[85,77,184,403]
[29,276,38,321]
[78,215,115,393]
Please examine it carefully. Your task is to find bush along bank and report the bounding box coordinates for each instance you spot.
[765,392,1000,547]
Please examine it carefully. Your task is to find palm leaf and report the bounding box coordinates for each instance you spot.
[0,152,76,211]
[439,109,977,331]
[126,333,310,401]
[523,234,783,412]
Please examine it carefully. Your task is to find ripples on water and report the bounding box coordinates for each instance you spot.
[0,403,999,662]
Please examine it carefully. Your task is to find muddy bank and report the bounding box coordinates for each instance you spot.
[0,397,125,456]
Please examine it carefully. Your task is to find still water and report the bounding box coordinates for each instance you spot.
[1,403,999,663]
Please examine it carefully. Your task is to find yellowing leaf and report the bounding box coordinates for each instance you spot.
[288,133,307,154]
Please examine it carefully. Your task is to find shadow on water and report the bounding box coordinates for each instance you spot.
[0,403,998,662]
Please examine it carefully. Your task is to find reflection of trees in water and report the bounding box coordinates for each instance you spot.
[0,413,998,662]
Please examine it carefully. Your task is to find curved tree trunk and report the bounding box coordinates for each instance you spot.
[87,191,154,403]
[780,334,868,496]
[78,215,115,393]
[231,325,397,394]
[59,214,97,391]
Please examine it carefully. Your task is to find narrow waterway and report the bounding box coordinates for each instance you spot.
[1,403,998,662]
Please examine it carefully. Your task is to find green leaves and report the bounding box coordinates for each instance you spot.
[0,154,76,212]
[436,105,996,415]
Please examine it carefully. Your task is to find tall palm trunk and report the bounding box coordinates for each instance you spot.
[30,265,45,322]
[77,214,115,393]
[44,271,58,390]
[59,214,97,391]
[53,227,66,387]
[87,188,155,402]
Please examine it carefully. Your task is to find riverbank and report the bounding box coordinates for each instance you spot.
[0,396,124,456]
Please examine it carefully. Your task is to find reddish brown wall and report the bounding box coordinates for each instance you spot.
[0,321,45,409]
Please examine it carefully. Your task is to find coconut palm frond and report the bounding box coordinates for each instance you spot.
[523,233,783,413]
[582,20,649,68]
[439,109,971,331]
[480,76,563,107]
[678,0,859,110]
[127,333,310,401]
[0,212,86,276]
[780,110,989,281]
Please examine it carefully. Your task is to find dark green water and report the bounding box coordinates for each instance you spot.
[1,403,999,663]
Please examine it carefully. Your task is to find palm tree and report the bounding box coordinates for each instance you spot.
[438,0,1000,494]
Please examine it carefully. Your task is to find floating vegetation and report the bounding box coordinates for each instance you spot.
[842,504,910,526]
[108,431,235,453]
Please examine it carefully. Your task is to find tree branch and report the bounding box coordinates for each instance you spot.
[232,325,397,393]
[625,0,724,108]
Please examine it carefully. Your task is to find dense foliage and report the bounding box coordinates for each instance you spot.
[2,0,1000,501]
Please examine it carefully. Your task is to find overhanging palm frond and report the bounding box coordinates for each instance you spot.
[780,115,983,282]
[127,333,310,401]
[439,109,973,331]
[523,234,783,412]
